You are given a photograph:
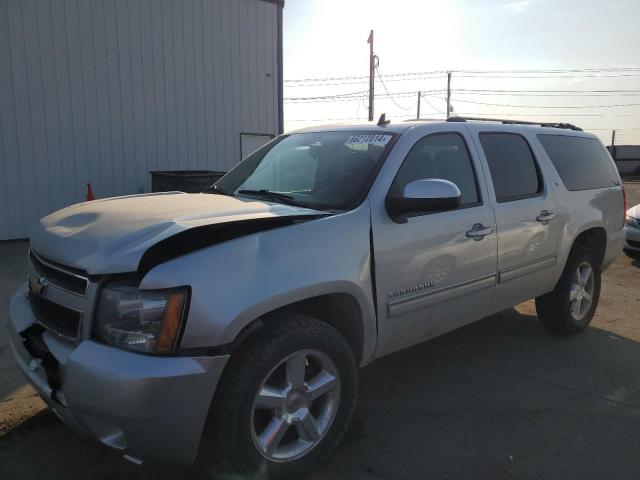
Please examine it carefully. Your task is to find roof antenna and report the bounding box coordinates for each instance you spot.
[377,113,390,127]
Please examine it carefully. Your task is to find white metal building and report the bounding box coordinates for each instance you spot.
[0,0,284,240]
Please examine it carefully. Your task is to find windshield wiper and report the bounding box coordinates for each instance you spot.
[237,189,306,207]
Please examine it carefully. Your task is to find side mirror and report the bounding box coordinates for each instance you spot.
[386,179,462,221]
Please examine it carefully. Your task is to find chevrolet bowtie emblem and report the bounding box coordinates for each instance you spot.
[28,274,48,297]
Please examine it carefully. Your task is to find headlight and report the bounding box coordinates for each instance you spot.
[626,216,640,228]
[94,283,189,354]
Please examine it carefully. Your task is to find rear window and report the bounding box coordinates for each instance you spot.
[479,133,542,203]
[537,135,618,191]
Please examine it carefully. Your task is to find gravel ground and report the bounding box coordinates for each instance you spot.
[0,181,639,479]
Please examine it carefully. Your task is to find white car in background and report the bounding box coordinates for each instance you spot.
[625,204,640,254]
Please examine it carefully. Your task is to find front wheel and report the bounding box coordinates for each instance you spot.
[536,243,601,334]
[203,313,358,478]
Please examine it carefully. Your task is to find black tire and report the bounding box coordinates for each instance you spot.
[535,243,602,334]
[201,312,358,479]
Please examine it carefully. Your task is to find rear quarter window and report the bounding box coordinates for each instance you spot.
[537,134,618,191]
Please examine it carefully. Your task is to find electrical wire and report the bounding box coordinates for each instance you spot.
[284,90,368,101]
[419,93,446,115]
[453,89,640,94]
[453,73,640,79]
[285,72,640,87]
[284,67,640,84]
[286,113,419,122]
[284,67,640,135]
[285,89,640,103]
[285,74,448,88]
[454,67,640,74]
[451,91,640,97]
[285,90,446,103]
[452,112,638,117]
[438,96,640,109]
[375,68,417,110]
[588,128,640,131]
[284,70,448,83]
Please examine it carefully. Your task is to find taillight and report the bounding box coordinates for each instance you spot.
[623,186,627,224]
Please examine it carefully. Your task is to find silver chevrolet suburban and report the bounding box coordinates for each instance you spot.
[8,117,625,478]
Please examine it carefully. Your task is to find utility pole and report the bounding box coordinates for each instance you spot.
[417,91,421,120]
[611,129,616,158]
[446,71,452,118]
[367,30,374,121]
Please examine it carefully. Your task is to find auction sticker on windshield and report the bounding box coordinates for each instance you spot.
[345,134,392,147]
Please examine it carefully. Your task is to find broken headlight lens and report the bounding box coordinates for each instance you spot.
[94,283,189,354]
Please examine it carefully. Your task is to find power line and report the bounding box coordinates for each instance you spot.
[285,97,371,104]
[454,73,640,79]
[455,67,640,73]
[284,90,368,101]
[285,90,446,103]
[420,93,446,115]
[288,72,640,86]
[286,89,640,103]
[375,68,417,110]
[588,128,640,131]
[286,113,419,122]
[454,88,640,94]
[453,112,639,117]
[284,70,447,84]
[285,74,448,88]
[284,74,370,83]
[284,67,640,84]
[284,71,640,89]
[442,96,640,109]
[452,91,640,97]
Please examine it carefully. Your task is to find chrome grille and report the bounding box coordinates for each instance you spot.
[29,250,88,296]
[27,250,93,340]
[28,294,82,338]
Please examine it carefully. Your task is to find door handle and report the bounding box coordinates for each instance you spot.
[536,210,555,224]
[466,223,494,241]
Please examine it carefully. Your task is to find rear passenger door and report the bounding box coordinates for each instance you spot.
[471,129,560,313]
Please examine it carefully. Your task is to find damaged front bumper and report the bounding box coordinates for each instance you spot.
[8,286,229,465]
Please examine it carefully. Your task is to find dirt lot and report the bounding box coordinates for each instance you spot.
[1,181,639,479]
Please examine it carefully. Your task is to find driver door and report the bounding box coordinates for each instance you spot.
[371,129,498,357]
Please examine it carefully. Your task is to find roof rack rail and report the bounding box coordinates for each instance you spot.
[402,118,445,123]
[446,116,583,131]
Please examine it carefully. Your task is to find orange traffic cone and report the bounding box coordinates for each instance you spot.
[86,183,95,201]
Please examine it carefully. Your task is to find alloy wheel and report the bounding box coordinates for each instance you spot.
[569,261,595,321]
[250,349,341,462]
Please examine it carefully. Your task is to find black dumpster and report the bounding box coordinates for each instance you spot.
[150,170,226,193]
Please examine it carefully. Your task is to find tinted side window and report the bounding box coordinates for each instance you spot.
[480,133,542,203]
[537,134,617,191]
[391,133,480,206]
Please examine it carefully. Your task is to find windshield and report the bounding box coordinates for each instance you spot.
[215,131,396,210]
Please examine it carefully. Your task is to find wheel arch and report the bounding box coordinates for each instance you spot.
[569,226,607,266]
[220,291,370,366]
[554,225,607,286]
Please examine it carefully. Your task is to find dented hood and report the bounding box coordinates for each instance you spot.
[31,192,324,274]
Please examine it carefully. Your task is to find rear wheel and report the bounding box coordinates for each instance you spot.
[203,313,357,479]
[535,243,601,334]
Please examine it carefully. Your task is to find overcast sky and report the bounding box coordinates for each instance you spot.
[282,0,640,144]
